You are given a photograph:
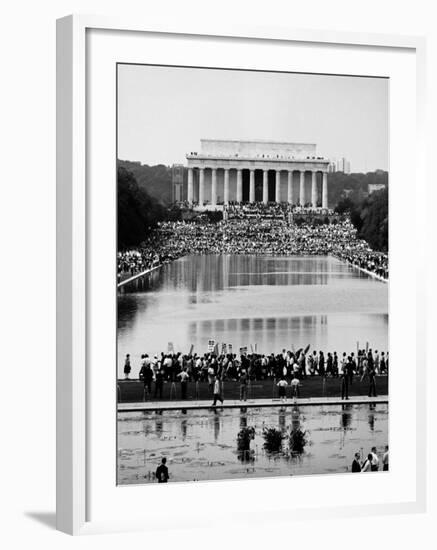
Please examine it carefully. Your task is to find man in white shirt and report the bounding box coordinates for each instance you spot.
[177,368,190,400]
[361,453,373,472]
[370,447,379,471]
[211,377,224,407]
[277,377,288,402]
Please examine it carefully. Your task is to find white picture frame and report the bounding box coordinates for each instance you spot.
[56,14,427,535]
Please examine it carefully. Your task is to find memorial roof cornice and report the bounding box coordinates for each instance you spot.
[186,154,329,163]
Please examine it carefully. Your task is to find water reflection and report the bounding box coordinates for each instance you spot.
[214,411,220,442]
[239,408,247,429]
[119,255,371,295]
[117,404,388,485]
[117,255,388,377]
[368,403,376,431]
[341,404,353,431]
[279,407,287,433]
[181,409,187,440]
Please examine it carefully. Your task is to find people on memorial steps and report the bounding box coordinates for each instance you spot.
[135,346,388,387]
[118,204,388,281]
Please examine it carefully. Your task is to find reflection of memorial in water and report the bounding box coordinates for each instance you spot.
[188,315,328,353]
[119,255,345,295]
[175,255,334,292]
[117,255,388,377]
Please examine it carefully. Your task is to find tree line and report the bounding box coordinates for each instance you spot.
[335,187,388,252]
[118,166,167,249]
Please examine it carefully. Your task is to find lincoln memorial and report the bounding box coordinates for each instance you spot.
[185,139,330,208]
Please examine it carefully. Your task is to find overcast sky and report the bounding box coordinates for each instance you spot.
[117,64,388,173]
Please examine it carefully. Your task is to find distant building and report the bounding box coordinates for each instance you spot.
[185,139,330,208]
[328,157,351,174]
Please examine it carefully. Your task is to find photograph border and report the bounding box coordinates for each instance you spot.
[56,14,427,535]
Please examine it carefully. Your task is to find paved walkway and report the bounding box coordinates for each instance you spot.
[118,395,388,412]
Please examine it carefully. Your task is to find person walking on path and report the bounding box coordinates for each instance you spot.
[155,457,169,483]
[291,375,300,399]
[351,452,362,472]
[208,365,215,394]
[212,377,224,407]
[239,370,248,401]
[277,377,288,402]
[341,361,349,400]
[346,356,354,386]
[124,354,131,380]
[368,365,377,397]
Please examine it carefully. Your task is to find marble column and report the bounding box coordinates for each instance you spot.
[299,170,305,206]
[211,168,217,206]
[249,169,255,202]
[198,168,205,207]
[224,169,230,205]
[236,169,243,203]
[187,167,194,204]
[263,170,268,204]
[311,170,317,208]
[275,170,281,203]
[322,172,328,209]
[287,171,293,204]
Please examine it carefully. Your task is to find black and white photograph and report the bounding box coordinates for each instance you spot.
[116,63,389,485]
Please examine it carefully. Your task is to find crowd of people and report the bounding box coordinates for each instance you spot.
[335,249,388,279]
[117,249,160,280]
[124,345,388,392]
[117,204,388,281]
[351,446,389,473]
[224,202,336,221]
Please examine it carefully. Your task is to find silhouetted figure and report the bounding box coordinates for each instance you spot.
[155,457,169,483]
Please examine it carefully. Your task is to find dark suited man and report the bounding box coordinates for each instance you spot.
[341,362,349,400]
[154,368,164,399]
[155,457,169,483]
[346,356,354,387]
[140,364,154,396]
[368,365,377,397]
[351,452,362,472]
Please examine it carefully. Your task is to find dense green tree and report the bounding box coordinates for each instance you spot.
[334,186,388,252]
[118,166,167,248]
[118,160,173,205]
[327,170,388,207]
[359,188,388,252]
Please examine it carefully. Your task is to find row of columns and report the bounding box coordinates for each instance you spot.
[187,167,328,208]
